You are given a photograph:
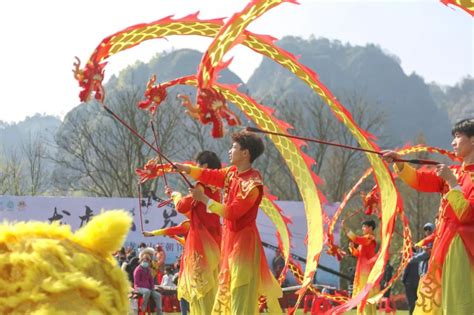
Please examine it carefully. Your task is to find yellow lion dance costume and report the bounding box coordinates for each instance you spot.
[0,210,132,314]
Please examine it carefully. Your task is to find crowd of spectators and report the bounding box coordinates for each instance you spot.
[113,243,185,314]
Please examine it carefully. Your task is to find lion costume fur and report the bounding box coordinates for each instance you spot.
[0,209,132,314]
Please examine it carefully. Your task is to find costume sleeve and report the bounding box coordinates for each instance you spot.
[150,220,190,237]
[188,166,229,188]
[207,186,261,220]
[394,163,445,193]
[443,180,474,221]
[172,183,206,218]
[174,194,192,217]
[170,191,190,217]
[349,246,360,257]
[171,191,183,206]
[347,230,375,246]
[171,235,186,246]
[415,233,436,247]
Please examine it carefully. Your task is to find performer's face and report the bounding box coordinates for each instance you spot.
[229,142,247,166]
[362,225,372,235]
[451,132,474,158]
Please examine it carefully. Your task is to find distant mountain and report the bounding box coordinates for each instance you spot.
[2,46,465,162]
[106,48,245,95]
[429,77,474,124]
[0,114,61,195]
[0,114,61,152]
[247,36,452,147]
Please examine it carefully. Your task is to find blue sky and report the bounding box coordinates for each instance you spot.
[0,0,472,123]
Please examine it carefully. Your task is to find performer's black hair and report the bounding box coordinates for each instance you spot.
[362,219,376,230]
[231,131,265,163]
[452,118,474,137]
[195,151,221,169]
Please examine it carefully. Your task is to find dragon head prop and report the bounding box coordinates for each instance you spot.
[73,57,107,103]
[135,159,195,183]
[0,210,132,314]
[137,75,168,114]
[180,88,241,138]
[325,233,347,261]
[361,185,380,216]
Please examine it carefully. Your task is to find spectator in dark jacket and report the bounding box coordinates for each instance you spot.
[123,255,139,283]
[403,248,420,315]
[413,222,435,277]
[380,262,394,298]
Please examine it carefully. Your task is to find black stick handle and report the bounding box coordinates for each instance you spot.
[246,126,440,165]
[102,105,194,187]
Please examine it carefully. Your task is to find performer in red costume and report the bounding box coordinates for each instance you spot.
[383,118,474,314]
[346,219,378,315]
[143,151,222,315]
[175,131,282,315]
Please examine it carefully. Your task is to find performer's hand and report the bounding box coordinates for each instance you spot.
[345,228,354,238]
[414,240,423,249]
[164,185,173,197]
[435,164,458,188]
[189,187,209,204]
[381,150,404,170]
[143,231,154,237]
[381,150,400,162]
[174,163,191,174]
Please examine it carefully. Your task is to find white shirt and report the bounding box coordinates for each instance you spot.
[160,274,176,288]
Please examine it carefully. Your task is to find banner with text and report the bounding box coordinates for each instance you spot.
[0,195,341,286]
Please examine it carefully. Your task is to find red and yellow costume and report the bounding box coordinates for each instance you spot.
[347,230,377,315]
[151,220,190,243]
[396,163,474,314]
[415,232,436,248]
[188,165,282,315]
[150,183,221,315]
